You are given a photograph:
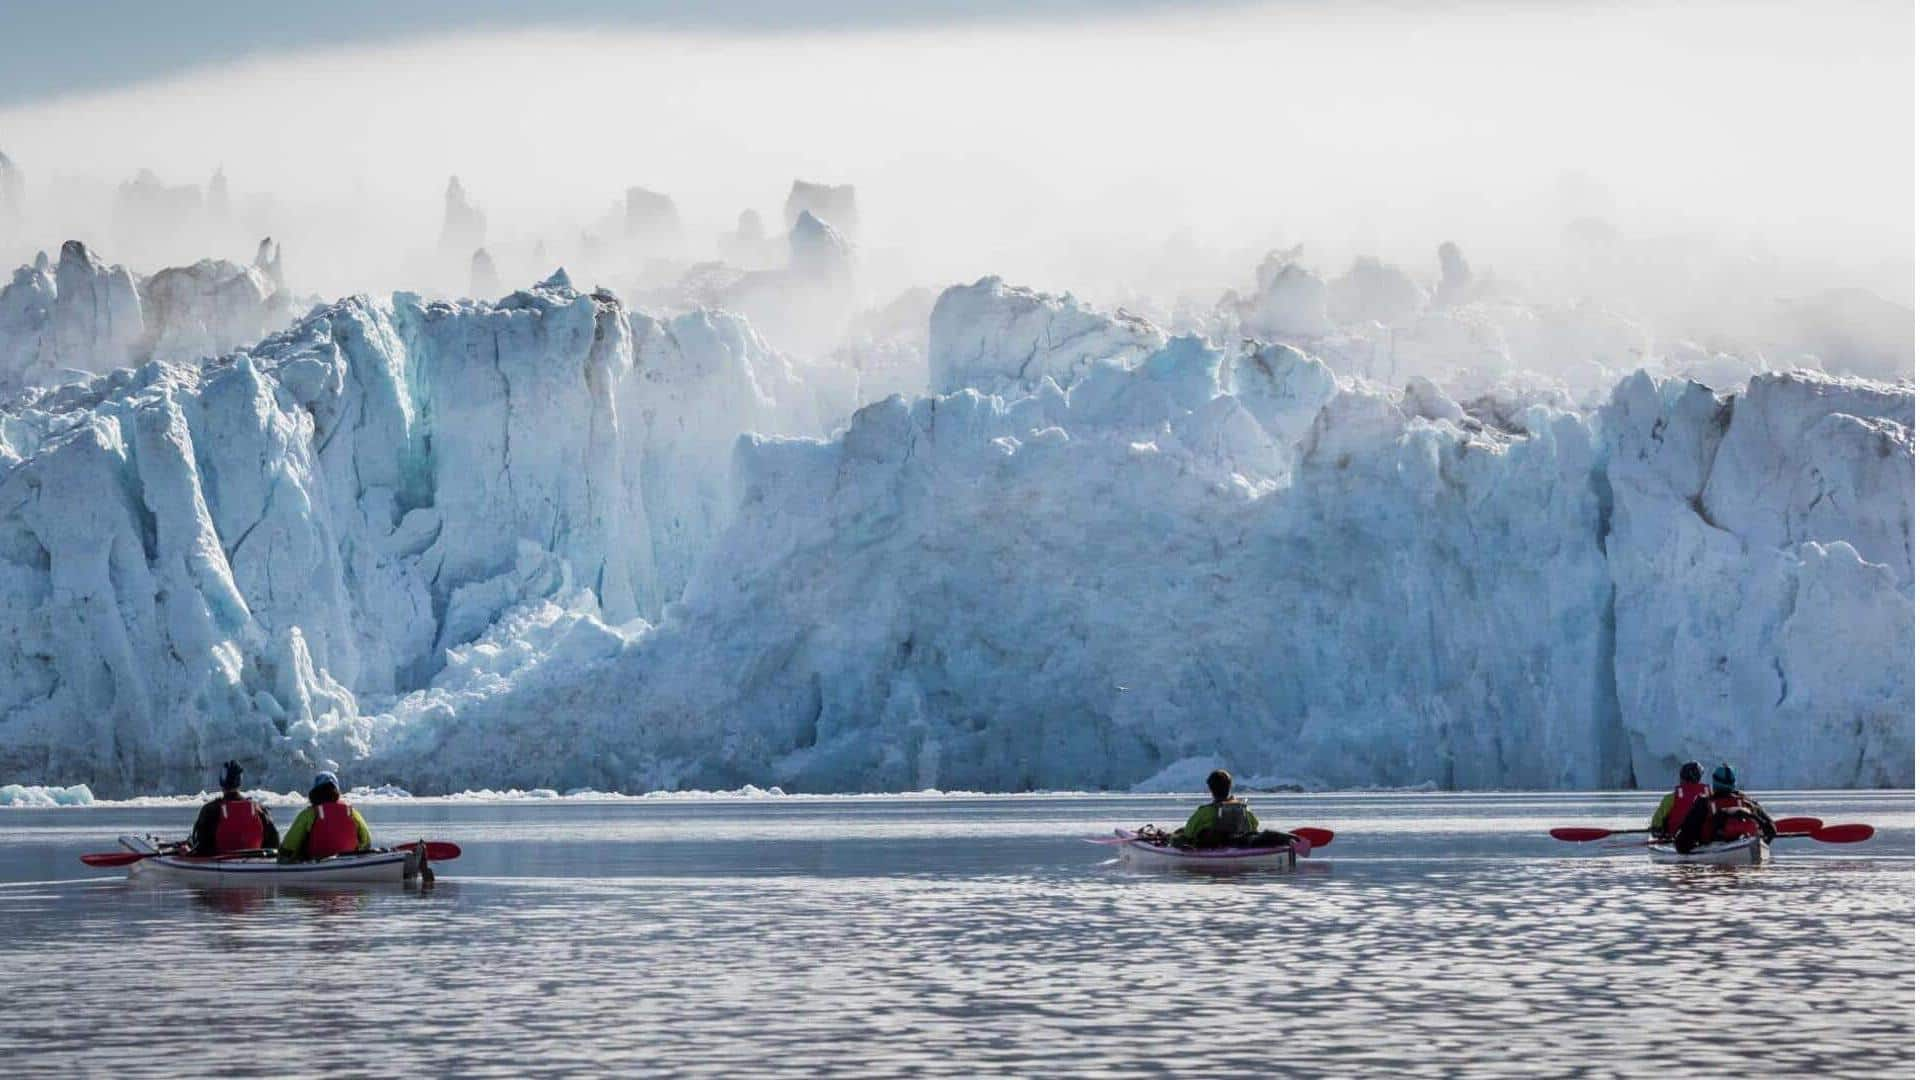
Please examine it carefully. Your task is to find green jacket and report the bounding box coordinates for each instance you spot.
[1177,799,1259,842]
[279,803,372,858]
[1649,792,1677,835]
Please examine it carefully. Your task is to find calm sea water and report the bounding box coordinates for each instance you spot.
[0,790,1910,1077]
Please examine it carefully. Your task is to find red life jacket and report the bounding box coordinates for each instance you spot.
[307,801,360,858]
[213,798,264,853]
[1662,782,1709,835]
[1708,793,1760,839]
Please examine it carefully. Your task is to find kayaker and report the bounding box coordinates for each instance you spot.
[1175,769,1260,848]
[279,771,373,860]
[1673,763,1776,853]
[188,760,280,855]
[1647,760,1710,841]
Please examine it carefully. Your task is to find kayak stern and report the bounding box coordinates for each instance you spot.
[1113,829,1299,872]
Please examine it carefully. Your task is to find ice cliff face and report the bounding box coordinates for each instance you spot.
[0,270,1909,795]
[381,335,1631,794]
[0,275,832,791]
[1605,371,1913,786]
[343,288,1909,795]
[142,257,283,365]
[930,277,1165,396]
[0,243,145,388]
[0,241,293,391]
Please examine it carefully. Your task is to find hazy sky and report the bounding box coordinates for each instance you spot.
[0,0,1910,297]
[0,1,1250,106]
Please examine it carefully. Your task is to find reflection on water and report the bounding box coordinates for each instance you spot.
[0,791,1910,1076]
[176,882,401,917]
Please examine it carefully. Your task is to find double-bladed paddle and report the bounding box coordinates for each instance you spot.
[1086,827,1334,848]
[1551,818,1870,846]
[1551,816,1826,843]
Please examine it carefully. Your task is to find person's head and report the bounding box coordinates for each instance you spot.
[309,771,341,805]
[1679,760,1703,784]
[1710,763,1736,795]
[1206,769,1233,802]
[219,760,244,793]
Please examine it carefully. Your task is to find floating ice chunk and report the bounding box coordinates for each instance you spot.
[0,783,95,806]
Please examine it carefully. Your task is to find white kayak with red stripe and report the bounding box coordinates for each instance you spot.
[1647,834,1769,866]
[117,835,427,884]
[1112,828,1305,871]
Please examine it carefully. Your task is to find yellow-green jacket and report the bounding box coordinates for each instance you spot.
[1177,799,1259,843]
[1649,792,1677,835]
[279,804,372,858]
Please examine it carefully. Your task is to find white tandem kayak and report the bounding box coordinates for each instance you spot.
[1112,828,1307,871]
[1648,835,1769,866]
[116,835,427,884]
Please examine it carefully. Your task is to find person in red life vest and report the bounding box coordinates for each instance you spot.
[1647,760,1710,841]
[1673,763,1776,853]
[188,760,280,855]
[278,771,373,860]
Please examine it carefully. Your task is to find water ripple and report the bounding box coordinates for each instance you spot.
[0,792,1909,1076]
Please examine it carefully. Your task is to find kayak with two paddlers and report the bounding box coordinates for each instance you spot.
[1551,761,1874,864]
[76,764,461,885]
[92,834,459,884]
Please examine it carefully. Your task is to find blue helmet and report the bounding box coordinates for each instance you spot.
[1711,763,1736,794]
[311,770,340,792]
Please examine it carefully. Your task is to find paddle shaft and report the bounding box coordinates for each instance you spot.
[1556,816,1827,843]
[1576,822,1872,851]
[1550,826,1650,842]
[1089,827,1332,849]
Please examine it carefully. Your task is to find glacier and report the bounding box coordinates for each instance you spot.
[0,266,1909,796]
[0,239,292,392]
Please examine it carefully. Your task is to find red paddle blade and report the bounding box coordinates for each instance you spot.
[79,851,148,867]
[1809,824,1874,844]
[1291,827,1335,848]
[1773,817,1823,833]
[1549,827,1616,842]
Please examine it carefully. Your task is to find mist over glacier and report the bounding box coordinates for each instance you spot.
[0,0,1909,795]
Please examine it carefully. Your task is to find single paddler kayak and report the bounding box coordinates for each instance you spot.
[1648,834,1769,866]
[1112,828,1305,871]
[117,835,431,884]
